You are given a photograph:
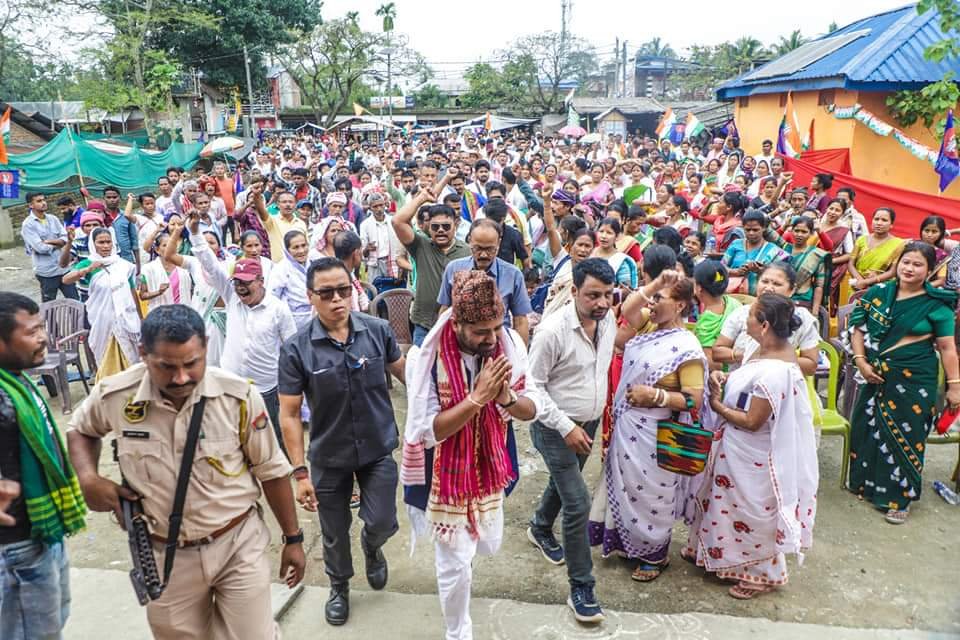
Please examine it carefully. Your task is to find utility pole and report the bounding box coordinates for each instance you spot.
[622,41,628,97]
[387,42,393,123]
[243,45,256,137]
[610,38,620,98]
[560,0,570,54]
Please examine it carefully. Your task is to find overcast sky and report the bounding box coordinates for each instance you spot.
[321,0,911,81]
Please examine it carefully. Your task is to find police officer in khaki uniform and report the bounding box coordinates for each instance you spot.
[67,305,305,640]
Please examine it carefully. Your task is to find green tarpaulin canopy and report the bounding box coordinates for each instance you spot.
[0,129,202,191]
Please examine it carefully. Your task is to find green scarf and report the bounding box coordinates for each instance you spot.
[0,368,87,543]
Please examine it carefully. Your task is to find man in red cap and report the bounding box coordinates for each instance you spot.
[185,212,297,444]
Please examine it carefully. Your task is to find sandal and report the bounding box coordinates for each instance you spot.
[679,548,696,565]
[884,509,908,524]
[728,583,775,599]
[631,559,669,582]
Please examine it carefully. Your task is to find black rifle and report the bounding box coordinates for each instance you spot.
[111,397,206,606]
[120,487,164,605]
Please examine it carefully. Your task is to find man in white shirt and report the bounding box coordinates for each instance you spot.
[358,192,402,286]
[754,139,775,167]
[187,216,297,449]
[467,160,491,197]
[525,257,616,624]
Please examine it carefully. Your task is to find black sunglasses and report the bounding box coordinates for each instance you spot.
[430,222,452,232]
[309,285,353,301]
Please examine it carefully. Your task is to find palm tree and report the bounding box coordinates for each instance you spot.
[775,30,807,56]
[729,37,768,73]
[376,3,396,32]
[637,37,677,59]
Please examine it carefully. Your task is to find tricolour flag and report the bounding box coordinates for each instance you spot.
[656,108,675,140]
[229,96,242,133]
[777,114,800,158]
[802,118,815,152]
[684,112,705,140]
[782,92,802,155]
[0,106,10,165]
[936,109,959,193]
[484,112,493,131]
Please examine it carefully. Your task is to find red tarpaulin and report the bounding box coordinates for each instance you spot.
[782,149,960,238]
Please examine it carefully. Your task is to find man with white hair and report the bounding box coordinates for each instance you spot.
[359,191,403,287]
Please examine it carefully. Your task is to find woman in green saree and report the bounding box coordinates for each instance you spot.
[788,216,829,318]
[847,207,905,293]
[692,260,741,370]
[848,242,960,524]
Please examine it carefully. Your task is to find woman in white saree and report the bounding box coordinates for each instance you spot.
[63,227,141,380]
[684,293,818,599]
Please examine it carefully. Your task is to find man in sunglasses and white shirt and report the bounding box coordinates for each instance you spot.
[185,212,297,449]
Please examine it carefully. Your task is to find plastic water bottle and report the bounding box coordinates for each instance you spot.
[706,235,717,255]
[932,480,960,506]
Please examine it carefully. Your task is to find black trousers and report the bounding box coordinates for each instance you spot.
[36,275,78,303]
[311,455,399,584]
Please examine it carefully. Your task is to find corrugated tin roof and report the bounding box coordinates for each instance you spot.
[667,101,734,128]
[570,96,664,115]
[717,4,960,98]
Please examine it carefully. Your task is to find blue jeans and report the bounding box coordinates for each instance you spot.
[0,539,70,640]
[530,419,599,588]
[412,324,431,347]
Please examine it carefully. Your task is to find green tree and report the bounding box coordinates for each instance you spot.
[498,33,594,113]
[78,0,219,137]
[461,62,508,109]
[375,2,395,32]
[410,83,446,108]
[886,0,960,132]
[775,30,807,56]
[728,37,768,74]
[637,37,677,59]
[827,21,839,33]
[147,0,320,90]
[278,13,426,126]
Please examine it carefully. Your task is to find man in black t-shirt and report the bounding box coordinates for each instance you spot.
[484,198,530,269]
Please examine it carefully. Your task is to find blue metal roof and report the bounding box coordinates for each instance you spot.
[717,4,960,99]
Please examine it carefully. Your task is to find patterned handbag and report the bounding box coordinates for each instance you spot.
[656,393,712,476]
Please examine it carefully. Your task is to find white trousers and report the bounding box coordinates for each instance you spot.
[433,508,504,640]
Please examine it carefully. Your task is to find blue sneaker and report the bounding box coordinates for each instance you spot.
[526,526,565,565]
[567,584,604,623]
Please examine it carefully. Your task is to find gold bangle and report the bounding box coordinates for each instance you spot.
[852,355,866,361]
[466,394,484,408]
[947,379,960,384]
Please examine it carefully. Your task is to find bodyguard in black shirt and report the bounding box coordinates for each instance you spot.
[278,258,406,627]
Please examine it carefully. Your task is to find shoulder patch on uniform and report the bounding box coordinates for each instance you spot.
[123,399,149,423]
[251,411,269,431]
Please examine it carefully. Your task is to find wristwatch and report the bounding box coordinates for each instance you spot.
[282,528,305,545]
[292,465,309,481]
[498,390,519,408]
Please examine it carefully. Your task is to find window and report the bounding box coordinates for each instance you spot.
[818,89,836,106]
[738,96,750,108]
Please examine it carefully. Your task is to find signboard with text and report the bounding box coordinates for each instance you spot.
[0,171,19,199]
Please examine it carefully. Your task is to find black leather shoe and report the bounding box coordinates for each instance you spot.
[364,546,388,590]
[325,583,349,626]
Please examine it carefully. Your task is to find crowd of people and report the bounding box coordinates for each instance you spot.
[2,125,958,640]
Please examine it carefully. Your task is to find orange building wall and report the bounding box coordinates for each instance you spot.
[731,88,960,199]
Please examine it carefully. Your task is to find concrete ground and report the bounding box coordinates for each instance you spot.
[3,245,959,637]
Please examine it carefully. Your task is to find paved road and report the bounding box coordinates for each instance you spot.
[67,568,960,640]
